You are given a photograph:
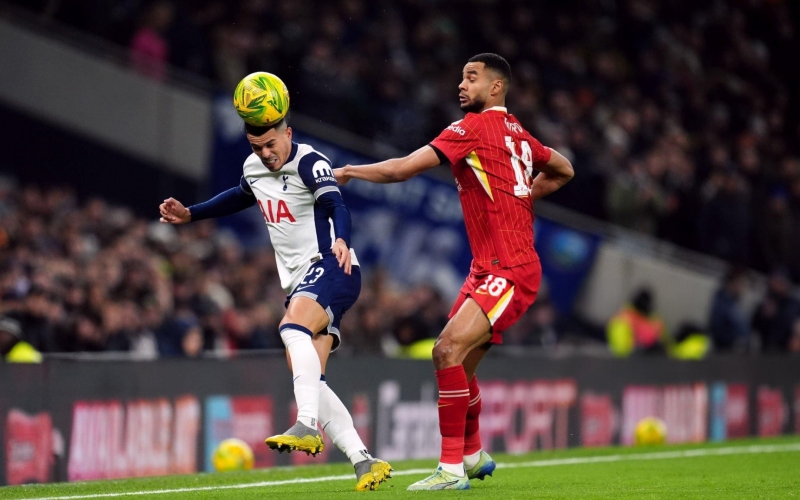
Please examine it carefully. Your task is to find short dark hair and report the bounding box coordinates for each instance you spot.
[243,115,289,137]
[468,53,512,87]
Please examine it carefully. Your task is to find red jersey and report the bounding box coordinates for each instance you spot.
[430,106,551,274]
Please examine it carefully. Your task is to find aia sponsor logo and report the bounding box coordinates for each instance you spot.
[258,199,296,224]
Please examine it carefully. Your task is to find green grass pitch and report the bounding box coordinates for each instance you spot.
[2,437,799,499]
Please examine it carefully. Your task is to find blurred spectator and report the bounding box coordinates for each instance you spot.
[0,316,42,363]
[698,171,751,263]
[129,1,174,80]
[751,269,800,352]
[505,299,560,349]
[606,158,666,234]
[756,187,795,273]
[708,267,751,353]
[156,316,202,357]
[790,320,800,353]
[390,314,433,359]
[606,288,666,357]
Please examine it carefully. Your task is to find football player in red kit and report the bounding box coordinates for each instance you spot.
[336,53,574,490]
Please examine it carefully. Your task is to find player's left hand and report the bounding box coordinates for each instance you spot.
[332,238,352,275]
[159,197,191,224]
[334,167,350,186]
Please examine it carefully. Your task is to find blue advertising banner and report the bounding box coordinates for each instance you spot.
[209,94,599,306]
[204,396,232,472]
[534,217,602,314]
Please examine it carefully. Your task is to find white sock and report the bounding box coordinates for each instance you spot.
[463,450,482,470]
[319,380,372,465]
[438,462,465,476]
[280,325,320,429]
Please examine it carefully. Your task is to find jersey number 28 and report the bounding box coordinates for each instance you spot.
[505,136,534,198]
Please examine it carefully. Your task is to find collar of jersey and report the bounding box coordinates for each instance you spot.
[482,106,507,113]
[287,141,298,163]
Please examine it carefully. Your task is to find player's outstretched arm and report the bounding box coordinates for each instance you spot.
[531,148,574,201]
[335,145,441,185]
[159,179,256,224]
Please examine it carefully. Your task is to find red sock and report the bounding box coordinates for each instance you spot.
[464,375,482,455]
[436,365,469,465]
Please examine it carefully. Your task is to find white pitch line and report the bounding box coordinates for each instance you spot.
[11,442,800,500]
[496,443,800,469]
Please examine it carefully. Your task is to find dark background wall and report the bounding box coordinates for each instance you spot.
[0,103,202,215]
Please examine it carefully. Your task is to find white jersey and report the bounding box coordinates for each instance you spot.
[241,142,359,294]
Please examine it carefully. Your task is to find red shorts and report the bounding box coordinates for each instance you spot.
[449,260,542,344]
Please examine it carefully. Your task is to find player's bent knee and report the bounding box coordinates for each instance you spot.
[280,296,330,334]
[432,337,466,369]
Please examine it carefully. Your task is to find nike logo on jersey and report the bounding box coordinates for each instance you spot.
[249,178,260,185]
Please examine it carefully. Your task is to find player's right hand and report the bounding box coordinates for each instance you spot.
[332,238,352,275]
[159,197,191,224]
[334,166,350,186]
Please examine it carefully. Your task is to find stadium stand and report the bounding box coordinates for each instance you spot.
[0,182,493,356]
[1,0,799,356]
[8,0,799,275]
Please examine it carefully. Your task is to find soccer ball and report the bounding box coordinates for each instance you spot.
[233,72,290,127]
[212,438,255,472]
[634,417,667,446]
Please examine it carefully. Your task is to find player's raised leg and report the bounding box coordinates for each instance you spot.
[311,334,393,490]
[319,377,392,490]
[265,296,330,456]
[407,298,490,491]
[462,346,496,481]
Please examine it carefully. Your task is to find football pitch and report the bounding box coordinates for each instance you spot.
[2,437,799,499]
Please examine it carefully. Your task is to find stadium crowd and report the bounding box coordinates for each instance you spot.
[3,0,800,357]
[0,182,488,358]
[12,0,800,278]
[1,182,797,359]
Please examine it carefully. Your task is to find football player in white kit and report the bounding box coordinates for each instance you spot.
[158,118,392,490]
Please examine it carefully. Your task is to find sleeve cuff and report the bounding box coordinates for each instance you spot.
[428,144,448,166]
[541,147,553,164]
[240,175,254,195]
[314,186,340,199]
